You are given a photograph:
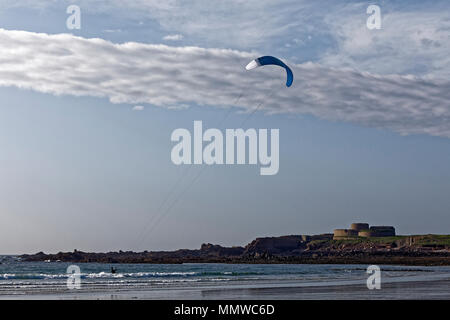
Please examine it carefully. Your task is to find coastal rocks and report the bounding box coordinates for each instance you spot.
[243,235,306,255]
[19,233,450,266]
[200,243,244,256]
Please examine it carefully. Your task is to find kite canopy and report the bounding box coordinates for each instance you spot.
[245,56,293,87]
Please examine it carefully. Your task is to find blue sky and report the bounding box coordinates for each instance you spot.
[0,1,449,254]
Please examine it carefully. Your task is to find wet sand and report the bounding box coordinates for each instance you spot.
[199,279,450,300]
[2,275,449,300]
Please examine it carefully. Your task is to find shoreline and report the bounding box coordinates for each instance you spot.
[1,262,449,300]
[2,274,449,300]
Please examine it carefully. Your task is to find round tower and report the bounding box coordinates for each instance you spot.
[350,223,369,231]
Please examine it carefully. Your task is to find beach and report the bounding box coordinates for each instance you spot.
[2,278,450,300]
[1,260,449,299]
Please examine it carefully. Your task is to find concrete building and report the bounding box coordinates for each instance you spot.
[333,228,358,240]
[333,223,395,240]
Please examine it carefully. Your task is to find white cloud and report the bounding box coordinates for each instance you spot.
[104,29,123,33]
[321,5,450,79]
[0,0,318,49]
[132,105,144,111]
[163,34,183,41]
[0,29,449,138]
[2,1,449,79]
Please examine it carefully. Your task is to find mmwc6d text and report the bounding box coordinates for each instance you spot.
[171,121,279,175]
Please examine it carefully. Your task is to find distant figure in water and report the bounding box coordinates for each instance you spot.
[111,267,116,274]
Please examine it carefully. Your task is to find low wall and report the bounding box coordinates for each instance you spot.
[333,229,358,240]
[369,226,396,237]
[358,231,374,237]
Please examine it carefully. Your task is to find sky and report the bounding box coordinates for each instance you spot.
[0,0,449,254]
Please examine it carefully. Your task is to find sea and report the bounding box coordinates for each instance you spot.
[1,256,449,299]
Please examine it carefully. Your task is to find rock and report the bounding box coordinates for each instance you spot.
[244,235,305,255]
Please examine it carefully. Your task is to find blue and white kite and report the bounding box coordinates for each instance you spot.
[245,56,293,87]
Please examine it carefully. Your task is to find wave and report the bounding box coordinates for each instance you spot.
[1,271,252,280]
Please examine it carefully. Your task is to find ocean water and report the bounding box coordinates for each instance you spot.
[1,256,449,299]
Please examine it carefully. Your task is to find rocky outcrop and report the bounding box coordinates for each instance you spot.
[20,234,450,266]
[243,234,334,255]
[200,243,245,256]
[244,235,306,255]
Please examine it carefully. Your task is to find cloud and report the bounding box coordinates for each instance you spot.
[320,4,450,79]
[2,1,450,78]
[132,105,145,111]
[104,29,123,33]
[0,29,449,138]
[0,0,321,49]
[163,34,183,41]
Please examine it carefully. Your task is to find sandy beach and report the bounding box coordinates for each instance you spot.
[1,267,448,300]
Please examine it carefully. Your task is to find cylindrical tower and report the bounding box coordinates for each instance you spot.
[350,223,369,231]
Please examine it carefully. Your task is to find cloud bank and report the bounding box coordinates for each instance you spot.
[1,29,449,138]
[2,1,449,78]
